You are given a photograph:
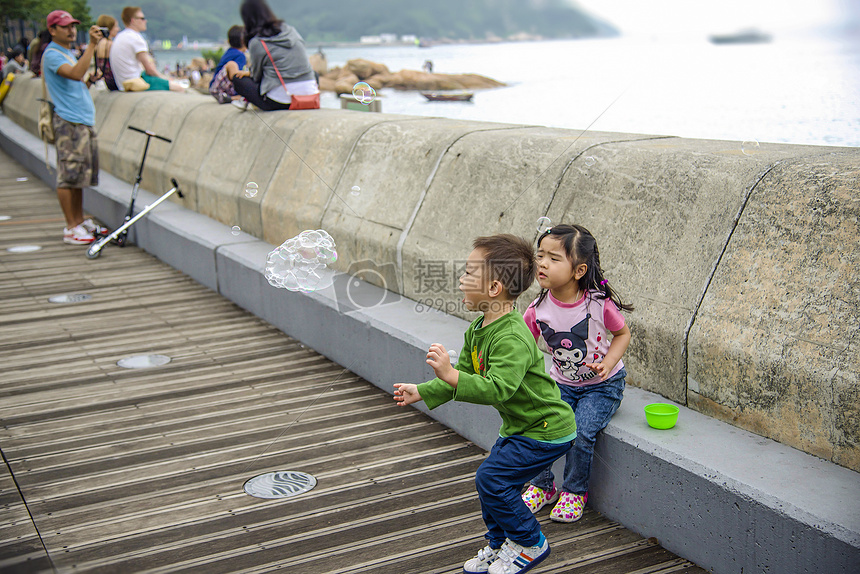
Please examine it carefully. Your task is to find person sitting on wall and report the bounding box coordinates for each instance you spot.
[229,0,318,111]
[2,47,29,80]
[209,25,247,104]
[29,29,53,77]
[110,6,184,92]
[91,14,120,90]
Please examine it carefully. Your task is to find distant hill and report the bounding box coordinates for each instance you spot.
[87,0,617,43]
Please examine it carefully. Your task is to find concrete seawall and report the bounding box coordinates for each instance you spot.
[2,75,858,573]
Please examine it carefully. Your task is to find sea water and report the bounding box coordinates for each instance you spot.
[153,31,859,147]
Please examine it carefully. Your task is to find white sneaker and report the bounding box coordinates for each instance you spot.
[463,545,499,574]
[63,224,95,245]
[487,536,550,574]
[81,218,109,236]
[232,98,249,111]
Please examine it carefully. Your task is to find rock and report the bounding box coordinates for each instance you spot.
[334,72,360,95]
[345,58,390,80]
[318,76,336,92]
[314,58,505,93]
[445,74,506,89]
[309,52,327,75]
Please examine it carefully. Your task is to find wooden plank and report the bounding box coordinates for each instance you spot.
[0,148,706,573]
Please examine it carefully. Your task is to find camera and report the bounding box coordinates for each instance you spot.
[332,259,401,314]
[99,27,110,38]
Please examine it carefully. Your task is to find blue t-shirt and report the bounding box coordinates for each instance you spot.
[210,47,246,87]
[43,43,95,126]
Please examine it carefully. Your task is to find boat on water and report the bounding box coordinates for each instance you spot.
[421,91,474,102]
[709,29,772,44]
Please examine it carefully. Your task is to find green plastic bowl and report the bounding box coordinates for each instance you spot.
[644,403,680,429]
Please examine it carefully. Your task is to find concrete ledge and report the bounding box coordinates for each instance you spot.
[4,82,858,473]
[1,114,857,574]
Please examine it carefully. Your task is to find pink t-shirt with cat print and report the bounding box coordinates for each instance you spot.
[523,290,625,387]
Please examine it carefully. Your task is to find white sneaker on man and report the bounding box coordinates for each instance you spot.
[63,224,95,245]
[81,218,109,236]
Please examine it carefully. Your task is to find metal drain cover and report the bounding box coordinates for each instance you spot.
[117,354,171,369]
[244,471,317,499]
[0,215,11,221]
[49,293,92,304]
[7,245,42,253]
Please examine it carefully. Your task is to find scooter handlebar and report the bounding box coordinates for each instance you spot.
[127,125,172,143]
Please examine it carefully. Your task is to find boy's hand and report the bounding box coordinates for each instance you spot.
[232,70,250,79]
[393,383,421,406]
[426,343,457,384]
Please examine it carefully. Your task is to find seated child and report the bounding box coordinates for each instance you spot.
[394,234,577,574]
[209,25,247,104]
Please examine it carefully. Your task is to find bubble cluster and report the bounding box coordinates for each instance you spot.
[231,225,242,236]
[265,229,338,293]
[536,216,552,234]
[350,185,361,196]
[448,349,458,366]
[741,140,760,155]
[352,82,376,105]
[244,182,259,198]
[584,156,596,167]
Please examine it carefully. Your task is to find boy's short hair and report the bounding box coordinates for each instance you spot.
[121,6,140,26]
[227,25,245,49]
[472,234,535,299]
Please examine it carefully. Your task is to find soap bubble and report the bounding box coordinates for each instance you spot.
[231,226,241,236]
[536,216,552,234]
[584,156,596,167]
[244,182,259,198]
[350,185,361,196]
[448,349,458,366]
[265,229,337,292]
[741,140,760,155]
[352,82,376,105]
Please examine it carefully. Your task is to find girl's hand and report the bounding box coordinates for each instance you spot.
[426,343,454,379]
[393,383,421,406]
[585,360,615,381]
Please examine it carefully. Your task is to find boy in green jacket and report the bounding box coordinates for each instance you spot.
[395,234,576,574]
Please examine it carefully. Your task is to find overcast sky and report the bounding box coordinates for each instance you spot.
[573,0,852,37]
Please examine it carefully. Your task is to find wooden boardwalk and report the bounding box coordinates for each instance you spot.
[0,148,704,573]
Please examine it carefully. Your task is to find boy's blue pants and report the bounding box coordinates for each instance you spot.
[476,435,573,548]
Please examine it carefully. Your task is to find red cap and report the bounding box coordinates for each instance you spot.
[47,10,80,27]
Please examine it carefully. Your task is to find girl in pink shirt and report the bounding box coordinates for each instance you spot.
[521,224,633,523]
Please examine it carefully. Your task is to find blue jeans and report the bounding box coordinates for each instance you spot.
[476,435,572,548]
[530,368,626,495]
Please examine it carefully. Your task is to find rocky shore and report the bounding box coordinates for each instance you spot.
[311,56,505,93]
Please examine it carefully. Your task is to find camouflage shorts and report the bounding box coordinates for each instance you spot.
[53,114,99,189]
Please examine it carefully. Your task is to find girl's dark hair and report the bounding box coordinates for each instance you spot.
[240,0,282,41]
[227,25,245,49]
[534,223,634,312]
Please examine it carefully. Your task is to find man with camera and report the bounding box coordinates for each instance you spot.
[43,10,106,245]
[111,6,183,92]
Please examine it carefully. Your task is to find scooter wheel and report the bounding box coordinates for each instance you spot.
[85,246,101,259]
